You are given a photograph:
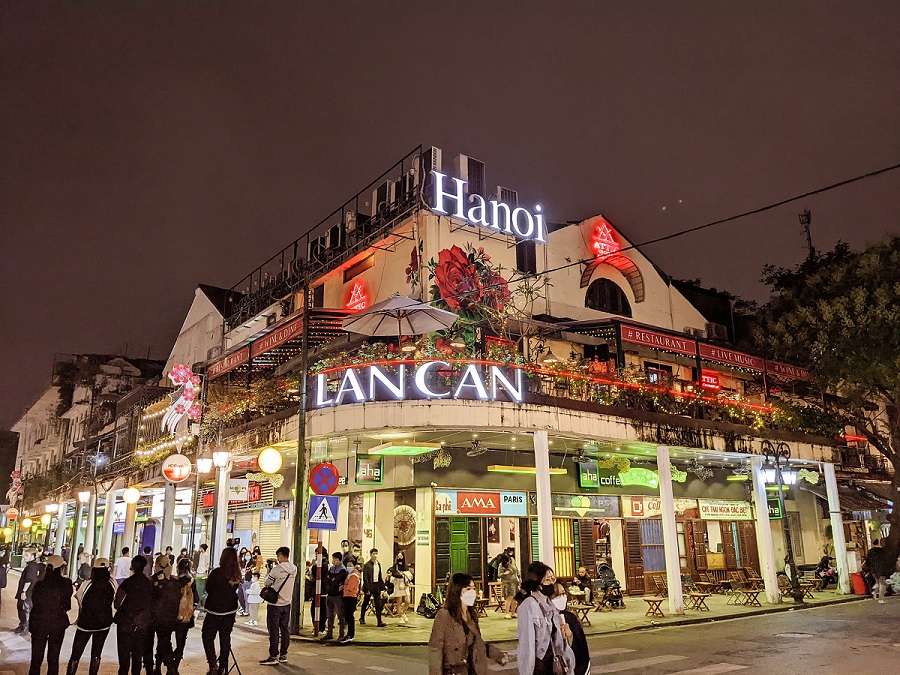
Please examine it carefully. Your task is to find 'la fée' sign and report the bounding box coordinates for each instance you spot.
[430,171,546,243]
[315,362,524,407]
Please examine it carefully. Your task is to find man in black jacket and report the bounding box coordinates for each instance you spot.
[29,555,73,675]
[114,555,153,675]
[359,548,386,627]
[322,552,347,640]
[15,548,45,634]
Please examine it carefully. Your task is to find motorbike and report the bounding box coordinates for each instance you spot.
[815,555,838,588]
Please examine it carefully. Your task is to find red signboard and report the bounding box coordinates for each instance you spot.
[766,360,811,381]
[251,316,302,358]
[620,324,697,357]
[345,282,369,312]
[5,507,18,520]
[698,343,764,371]
[202,482,262,508]
[208,346,251,380]
[310,462,340,496]
[700,370,721,390]
[457,491,502,515]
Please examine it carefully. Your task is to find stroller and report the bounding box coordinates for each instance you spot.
[597,562,625,609]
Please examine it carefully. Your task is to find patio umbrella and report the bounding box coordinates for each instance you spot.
[341,293,458,341]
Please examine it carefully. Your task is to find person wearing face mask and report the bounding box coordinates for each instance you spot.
[389,552,411,624]
[514,562,576,675]
[360,548,386,627]
[15,548,45,634]
[551,583,590,675]
[428,573,508,674]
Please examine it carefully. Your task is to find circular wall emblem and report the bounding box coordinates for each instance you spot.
[162,454,192,483]
[5,507,19,520]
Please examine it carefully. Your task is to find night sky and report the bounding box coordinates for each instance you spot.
[2,2,899,429]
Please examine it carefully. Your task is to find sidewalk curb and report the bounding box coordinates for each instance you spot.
[277,595,868,647]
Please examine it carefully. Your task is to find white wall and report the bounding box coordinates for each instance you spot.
[165,288,224,374]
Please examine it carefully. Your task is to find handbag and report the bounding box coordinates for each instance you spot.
[260,571,289,604]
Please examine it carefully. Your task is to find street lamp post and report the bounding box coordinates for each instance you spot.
[69,491,91,578]
[190,456,213,557]
[763,440,805,604]
[210,449,230,558]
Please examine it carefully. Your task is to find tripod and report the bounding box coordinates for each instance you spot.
[227,648,242,675]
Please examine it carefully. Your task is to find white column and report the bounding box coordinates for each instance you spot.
[373,490,394,560]
[823,463,851,594]
[52,502,68,556]
[160,482,177,553]
[83,492,98,556]
[534,429,554,566]
[750,455,780,603]
[99,482,123,560]
[415,487,434,595]
[211,465,231,558]
[655,445,684,615]
[122,501,138,556]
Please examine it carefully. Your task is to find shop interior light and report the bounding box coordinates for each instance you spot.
[77,490,91,503]
[368,442,441,457]
[196,456,214,474]
[41,513,52,526]
[726,475,750,481]
[400,342,418,353]
[765,485,785,492]
[486,465,567,475]
[122,487,141,504]
[45,503,59,513]
[212,449,230,468]
[21,517,33,529]
[449,335,466,348]
[2,527,11,537]
[257,447,284,474]
[541,349,559,364]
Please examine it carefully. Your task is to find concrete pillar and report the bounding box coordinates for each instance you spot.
[84,492,98,556]
[823,463,851,594]
[211,465,231,559]
[534,429,554,566]
[656,445,684,615]
[52,502,68,556]
[373,490,394,560]
[99,492,117,559]
[361,492,377,559]
[750,455,780,603]
[415,487,434,595]
[122,501,138,556]
[160,482,177,553]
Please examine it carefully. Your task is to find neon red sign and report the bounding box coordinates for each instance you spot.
[700,370,721,390]
[346,282,368,312]
[592,220,621,259]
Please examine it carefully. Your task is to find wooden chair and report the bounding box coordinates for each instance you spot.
[651,574,668,596]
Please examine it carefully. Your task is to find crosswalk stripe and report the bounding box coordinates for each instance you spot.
[325,657,352,664]
[365,668,395,673]
[669,665,748,674]
[594,648,637,657]
[597,654,688,673]
[294,650,318,656]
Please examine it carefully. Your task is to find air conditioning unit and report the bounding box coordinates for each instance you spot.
[207,346,222,360]
[706,322,729,340]
[496,185,518,205]
[684,327,706,338]
[454,154,486,197]
[396,170,416,203]
[328,223,345,252]
[371,180,396,217]
[345,210,357,235]
[308,235,327,261]
[421,146,443,204]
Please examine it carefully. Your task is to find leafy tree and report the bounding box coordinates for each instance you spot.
[754,236,900,569]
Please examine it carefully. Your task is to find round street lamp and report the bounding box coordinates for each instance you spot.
[258,447,283,474]
[196,456,213,474]
[212,449,230,469]
[21,517,33,529]
[78,490,91,504]
[41,513,52,526]
[45,503,59,514]
[122,487,141,505]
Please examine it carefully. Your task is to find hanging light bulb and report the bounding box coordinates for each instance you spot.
[542,348,559,364]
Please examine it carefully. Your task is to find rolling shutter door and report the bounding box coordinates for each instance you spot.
[258,520,282,560]
[233,512,254,531]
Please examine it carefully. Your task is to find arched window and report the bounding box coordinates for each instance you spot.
[585,278,632,317]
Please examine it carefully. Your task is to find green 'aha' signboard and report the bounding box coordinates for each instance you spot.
[767,496,783,520]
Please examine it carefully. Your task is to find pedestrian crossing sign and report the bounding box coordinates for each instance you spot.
[307,494,339,530]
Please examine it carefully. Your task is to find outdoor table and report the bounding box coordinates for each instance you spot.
[473,598,490,617]
[742,589,763,607]
[643,597,665,618]
[695,581,718,595]
[799,582,816,600]
[688,592,710,611]
[593,596,612,612]
[570,603,593,626]
[725,585,746,606]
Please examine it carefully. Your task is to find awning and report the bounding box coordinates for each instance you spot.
[800,484,891,514]
[856,482,896,507]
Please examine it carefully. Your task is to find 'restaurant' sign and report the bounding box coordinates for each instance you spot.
[251,316,302,358]
[765,360,811,381]
[698,344,764,371]
[698,499,752,521]
[620,324,696,357]
[208,346,250,380]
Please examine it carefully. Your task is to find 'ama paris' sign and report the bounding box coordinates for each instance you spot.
[429,170,547,243]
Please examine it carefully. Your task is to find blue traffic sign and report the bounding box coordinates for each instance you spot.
[308,495,339,531]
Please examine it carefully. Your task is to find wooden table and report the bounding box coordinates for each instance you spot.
[473,598,490,618]
[799,582,815,600]
[687,593,710,611]
[725,586,747,606]
[742,589,763,607]
[569,603,593,626]
[695,581,719,595]
[593,596,612,612]
[643,597,665,618]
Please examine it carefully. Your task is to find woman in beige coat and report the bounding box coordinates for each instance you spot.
[428,573,508,674]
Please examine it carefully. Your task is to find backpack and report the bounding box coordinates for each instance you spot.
[177,579,194,623]
[153,576,185,627]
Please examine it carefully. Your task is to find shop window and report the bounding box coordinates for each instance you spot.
[645,362,673,385]
[312,284,324,308]
[553,518,574,578]
[585,278,632,317]
[515,240,537,275]
[640,519,665,572]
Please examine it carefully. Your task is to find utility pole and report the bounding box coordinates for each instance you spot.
[290,266,312,635]
[799,210,815,259]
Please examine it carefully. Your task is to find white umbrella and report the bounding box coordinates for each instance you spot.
[341,293,458,339]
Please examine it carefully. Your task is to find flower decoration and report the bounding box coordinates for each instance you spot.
[175,404,186,415]
[188,405,202,420]
[428,244,511,314]
[406,241,424,292]
[162,364,202,434]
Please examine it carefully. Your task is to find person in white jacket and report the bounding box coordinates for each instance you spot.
[245,572,262,626]
[514,561,576,675]
[258,547,297,666]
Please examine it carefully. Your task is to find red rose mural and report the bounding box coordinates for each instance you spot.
[433,245,483,309]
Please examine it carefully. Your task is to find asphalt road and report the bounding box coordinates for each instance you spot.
[1,586,896,674]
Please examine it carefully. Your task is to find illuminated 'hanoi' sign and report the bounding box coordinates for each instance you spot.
[430,171,547,243]
[315,361,524,407]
